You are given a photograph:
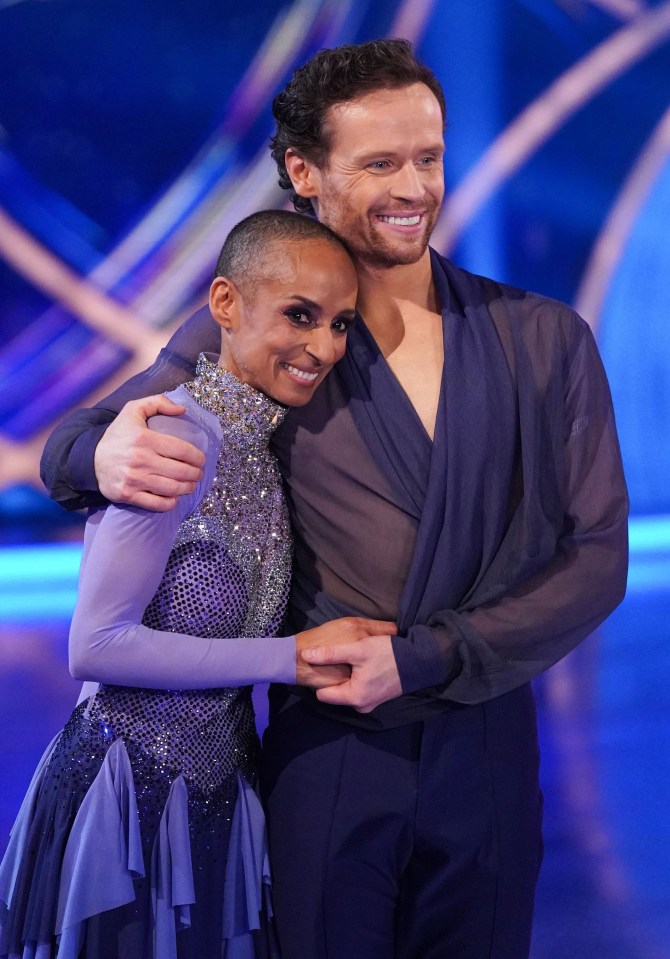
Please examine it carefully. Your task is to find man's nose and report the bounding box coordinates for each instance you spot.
[390,161,424,201]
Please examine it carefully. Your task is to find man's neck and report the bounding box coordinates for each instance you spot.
[353,247,444,439]
[355,249,438,341]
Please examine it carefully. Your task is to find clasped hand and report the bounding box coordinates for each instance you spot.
[295,617,402,713]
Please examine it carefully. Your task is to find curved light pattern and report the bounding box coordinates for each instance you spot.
[574,104,670,329]
[586,0,647,20]
[0,0,367,485]
[389,0,439,39]
[0,433,48,489]
[131,0,436,322]
[431,1,670,253]
[0,0,343,343]
[130,149,287,321]
[0,0,424,342]
[88,0,351,317]
[0,208,164,361]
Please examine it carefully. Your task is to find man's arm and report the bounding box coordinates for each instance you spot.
[40,305,219,511]
[303,320,629,710]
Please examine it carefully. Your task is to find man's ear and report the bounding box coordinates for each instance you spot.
[209,276,240,332]
[285,148,320,200]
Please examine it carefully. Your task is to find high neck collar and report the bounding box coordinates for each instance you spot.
[185,353,288,446]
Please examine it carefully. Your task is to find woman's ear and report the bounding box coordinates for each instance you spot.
[209,276,239,332]
[285,148,320,201]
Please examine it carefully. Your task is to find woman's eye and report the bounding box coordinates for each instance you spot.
[284,309,310,324]
[332,317,353,333]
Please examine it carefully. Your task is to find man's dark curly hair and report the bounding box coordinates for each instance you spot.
[270,38,446,215]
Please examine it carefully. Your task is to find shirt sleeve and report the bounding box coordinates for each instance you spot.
[40,305,219,511]
[392,321,629,703]
[68,406,296,689]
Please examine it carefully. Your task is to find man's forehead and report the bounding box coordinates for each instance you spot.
[323,84,445,154]
[324,84,444,139]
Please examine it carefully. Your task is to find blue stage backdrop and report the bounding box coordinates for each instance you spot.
[1,0,669,530]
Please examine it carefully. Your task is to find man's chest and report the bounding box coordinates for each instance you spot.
[378,304,444,440]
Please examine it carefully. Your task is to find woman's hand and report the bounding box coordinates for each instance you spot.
[295,617,397,689]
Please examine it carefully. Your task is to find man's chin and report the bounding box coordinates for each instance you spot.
[360,234,432,269]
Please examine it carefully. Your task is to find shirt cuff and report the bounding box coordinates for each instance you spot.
[391,625,451,694]
[69,425,109,500]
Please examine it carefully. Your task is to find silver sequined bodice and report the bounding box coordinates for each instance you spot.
[87,355,293,792]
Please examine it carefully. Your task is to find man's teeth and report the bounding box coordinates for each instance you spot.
[286,364,318,382]
[379,214,421,226]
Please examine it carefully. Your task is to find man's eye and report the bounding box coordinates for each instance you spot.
[369,160,389,170]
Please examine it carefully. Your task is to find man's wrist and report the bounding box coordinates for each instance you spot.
[70,423,110,500]
[391,625,453,694]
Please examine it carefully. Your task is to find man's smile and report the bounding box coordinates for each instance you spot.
[376,213,422,226]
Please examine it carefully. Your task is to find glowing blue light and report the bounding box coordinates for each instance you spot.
[0,513,668,621]
[0,542,82,582]
[627,514,670,554]
[0,542,82,621]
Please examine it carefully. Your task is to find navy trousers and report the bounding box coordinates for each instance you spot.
[260,684,543,959]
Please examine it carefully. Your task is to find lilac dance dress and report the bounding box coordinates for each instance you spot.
[0,355,294,959]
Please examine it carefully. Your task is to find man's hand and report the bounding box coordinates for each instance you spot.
[300,632,402,711]
[295,617,396,690]
[94,395,205,511]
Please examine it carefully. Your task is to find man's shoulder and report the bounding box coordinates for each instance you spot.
[430,248,589,341]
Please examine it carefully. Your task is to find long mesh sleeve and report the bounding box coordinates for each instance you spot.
[69,406,296,689]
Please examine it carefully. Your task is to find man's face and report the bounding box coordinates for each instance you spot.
[210,238,358,407]
[306,83,445,270]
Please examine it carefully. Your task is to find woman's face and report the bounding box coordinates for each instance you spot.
[210,238,358,406]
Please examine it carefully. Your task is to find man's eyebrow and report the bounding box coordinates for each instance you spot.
[354,142,445,161]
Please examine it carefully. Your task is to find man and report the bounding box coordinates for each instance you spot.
[41,39,628,959]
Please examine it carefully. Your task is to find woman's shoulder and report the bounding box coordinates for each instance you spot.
[148,384,223,451]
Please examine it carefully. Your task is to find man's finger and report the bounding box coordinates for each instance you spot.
[360,619,397,636]
[302,642,361,665]
[129,492,181,513]
[141,435,206,477]
[142,474,198,498]
[130,394,187,418]
[147,427,207,471]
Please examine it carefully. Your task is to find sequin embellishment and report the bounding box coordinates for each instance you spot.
[95,353,293,795]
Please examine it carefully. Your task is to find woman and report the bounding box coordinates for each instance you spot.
[0,210,393,959]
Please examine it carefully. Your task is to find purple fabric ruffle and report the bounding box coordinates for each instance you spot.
[0,735,60,915]
[222,774,272,958]
[55,737,144,958]
[0,736,60,959]
[150,774,195,959]
[1,737,273,959]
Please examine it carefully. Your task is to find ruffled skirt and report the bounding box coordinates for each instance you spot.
[0,685,277,959]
